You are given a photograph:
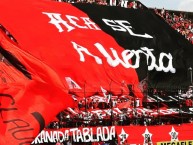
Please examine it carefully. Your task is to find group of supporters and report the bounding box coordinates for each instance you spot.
[155,8,193,44]
[55,0,142,8]
[46,87,193,130]
[47,96,146,129]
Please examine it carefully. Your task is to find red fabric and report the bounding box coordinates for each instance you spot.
[0,0,143,99]
[92,142,104,145]
[0,31,74,145]
[117,101,131,109]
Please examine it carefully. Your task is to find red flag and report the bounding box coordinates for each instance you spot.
[116,101,131,109]
[0,0,143,100]
[0,31,74,144]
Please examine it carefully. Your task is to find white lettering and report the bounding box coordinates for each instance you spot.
[102,19,126,32]
[52,131,58,143]
[102,19,153,38]
[31,131,42,144]
[72,41,176,73]
[96,127,103,141]
[109,126,116,140]
[70,128,78,142]
[103,127,110,141]
[32,127,116,144]
[44,131,52,143]
[76,130,83,142]
[159,53,176,73]
[42,12,100,32]
[42,12,74,32]
[71,41,102,64]
[58,131,66,142]
[83,127,91,142]
[32,131,66,144]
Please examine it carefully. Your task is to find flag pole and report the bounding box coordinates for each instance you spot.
[84,82,87,113]
[188,67,192,85]
[109,80,113,126]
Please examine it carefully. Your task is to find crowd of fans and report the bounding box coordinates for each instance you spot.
[155,8,193,44]
[46,87,193,130]
[55,0,144,9]
[47,96,145,129]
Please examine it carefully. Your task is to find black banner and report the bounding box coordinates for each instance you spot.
[73,3,193,89]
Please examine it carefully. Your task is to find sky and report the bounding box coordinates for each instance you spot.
[138,0,193,12]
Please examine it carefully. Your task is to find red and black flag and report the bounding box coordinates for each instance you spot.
[73,3,193,89]
[0,0,193,144]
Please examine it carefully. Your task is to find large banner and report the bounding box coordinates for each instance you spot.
[72,3,193,89]
[1,0,193,95]
[33,125,193,144]
[0,0,193,144]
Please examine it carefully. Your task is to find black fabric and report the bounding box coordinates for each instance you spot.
[73,3,193,89]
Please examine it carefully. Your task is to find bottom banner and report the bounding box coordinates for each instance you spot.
[32,124,193,144]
